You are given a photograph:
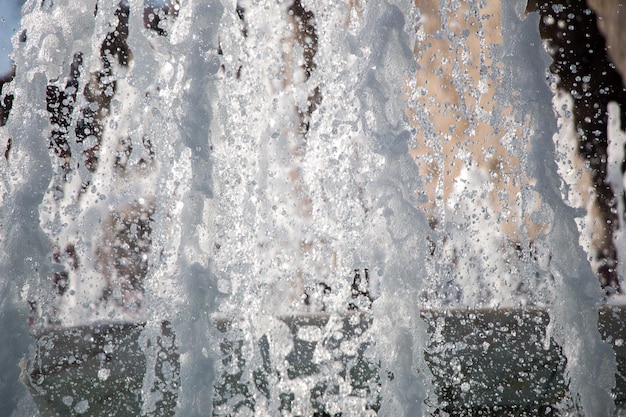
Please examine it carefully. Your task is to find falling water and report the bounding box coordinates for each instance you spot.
[0,0,622,415]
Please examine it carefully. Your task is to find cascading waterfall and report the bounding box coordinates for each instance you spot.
[0,0,622,415]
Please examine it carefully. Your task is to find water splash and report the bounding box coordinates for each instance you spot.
[0,0,622,415]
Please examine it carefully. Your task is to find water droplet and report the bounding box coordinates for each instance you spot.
[97,368,110,381]
[74,399,89,414]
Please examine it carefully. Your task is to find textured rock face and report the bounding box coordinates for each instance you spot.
[587,0,626,82]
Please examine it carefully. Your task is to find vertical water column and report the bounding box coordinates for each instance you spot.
[211,0,431,415]
[0,1,123,414]
[408,0,552,309]
[0,0,203,414]
[212,0,314,318]
[502,2,617,414]
[154,1,224,415]
[0,0,58,410]
[0,0,191,329]
[405,1,551,412]
[404,0,618,413]
[2,0,99,328]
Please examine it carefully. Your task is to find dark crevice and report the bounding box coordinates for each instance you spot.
[144,0,179,36]
[288,0,321,136]
[0,66,15,127]
[46,52,83,181]
[528,0,626,294]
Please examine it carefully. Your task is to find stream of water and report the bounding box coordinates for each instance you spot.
[0,0,622,415]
